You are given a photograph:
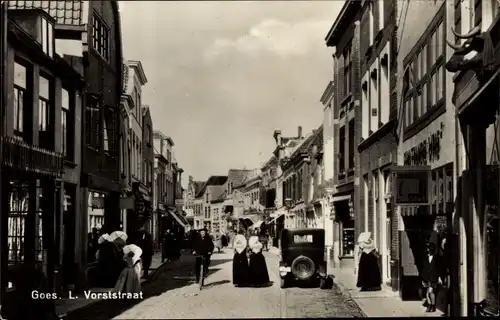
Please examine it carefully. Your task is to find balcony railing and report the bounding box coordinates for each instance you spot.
[1,136,63,177]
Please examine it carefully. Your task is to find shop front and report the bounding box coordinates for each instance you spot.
[445,13,500,315]
[330,193,355,268]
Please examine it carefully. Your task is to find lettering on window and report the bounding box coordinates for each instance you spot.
[293,234,313,243]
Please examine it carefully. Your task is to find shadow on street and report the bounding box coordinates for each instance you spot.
[208,258,232,268]
[64,253,224,320]
[201,279,231,289]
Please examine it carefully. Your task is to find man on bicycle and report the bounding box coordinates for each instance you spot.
[192,228,214,283]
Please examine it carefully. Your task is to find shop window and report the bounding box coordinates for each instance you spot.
[61,88,75,160]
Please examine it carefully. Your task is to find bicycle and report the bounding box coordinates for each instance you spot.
[192,253,210,290]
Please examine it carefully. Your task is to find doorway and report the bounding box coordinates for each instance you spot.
[62,185,76,290]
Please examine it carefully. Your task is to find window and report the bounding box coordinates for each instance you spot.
[102,118,109,151]
[145,124,151,144]
[369,3,374,45]
[378,0,385,30]
[343,43,352,96]
[92,13,109,61]
[39,16,54,57]
[403,15,445,129]
[339,126,346,173]
[61,89,74,159]
[85,95,101,148]
[348,120,355,169]
[13,62,27,139]
[38,75,51,132]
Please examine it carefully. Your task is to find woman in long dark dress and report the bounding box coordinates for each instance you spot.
[420,242,441,313]
[233,231,250,287]
[248,236,270,287]
[356,232,381,291]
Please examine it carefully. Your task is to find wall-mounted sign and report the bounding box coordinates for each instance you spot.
[392,166,431,206]
[404,125,443,166]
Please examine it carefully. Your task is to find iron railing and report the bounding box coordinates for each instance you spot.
[1,136,63,176]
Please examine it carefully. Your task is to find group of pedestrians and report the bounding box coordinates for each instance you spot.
[232,229,270,287]
[354,231,450,314]
[93,223,154,295]
[162,228,182,262]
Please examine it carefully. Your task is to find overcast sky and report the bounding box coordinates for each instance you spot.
[119,1,344,185]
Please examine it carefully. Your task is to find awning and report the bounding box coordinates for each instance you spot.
[249,220,264,229]
[163,208,187,228]
[266,212,285,224]
[331,194,351,203]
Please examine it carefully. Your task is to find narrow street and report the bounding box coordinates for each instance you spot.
[65,250,365,319]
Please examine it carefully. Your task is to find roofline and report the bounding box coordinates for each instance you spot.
[166,137,175,147]
[126,60,148,85]
[325,0,360,47]
[320,81,335,105]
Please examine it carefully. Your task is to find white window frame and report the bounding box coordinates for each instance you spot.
[361,73,370,139]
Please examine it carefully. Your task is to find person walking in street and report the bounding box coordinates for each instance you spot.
[130,223,153,278]
[248,235,270,287]
[114,244,143,295]
[192,228,214,282]
[232,229,250,287]
[420,241,442,313]
[355,232,381,292]
[162,229,174,262]
[221,233,228,248]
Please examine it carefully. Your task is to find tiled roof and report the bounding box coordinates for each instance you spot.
[206,176,228,186]
[289,125,323,160]
[227,169,250,186]
[194,181,206,198]
[7,1,85,26]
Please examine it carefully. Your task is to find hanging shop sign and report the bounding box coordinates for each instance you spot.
[392,166,431,206]
[403,124,444,166]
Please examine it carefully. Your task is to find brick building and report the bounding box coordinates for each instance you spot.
[325,0,362,268]
[395,0,457,302]
[1,8,84,314]
[446,0,500,316]
[357,0,398,290]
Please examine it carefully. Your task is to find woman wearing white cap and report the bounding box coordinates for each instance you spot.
[114,244,143,294]
[248,235,270,287]
[232,229,250,287]
[355,232,381,291]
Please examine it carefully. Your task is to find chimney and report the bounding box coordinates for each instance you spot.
[298,126,303,138]
[189,175,193,183]
[273,130,282,146]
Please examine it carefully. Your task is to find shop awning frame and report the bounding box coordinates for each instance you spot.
[266,212,285,224]
[163,208,188,228]
[249,220,264,229]
[331,194,351,203]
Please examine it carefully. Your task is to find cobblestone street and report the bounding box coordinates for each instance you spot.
[64,251,365,319]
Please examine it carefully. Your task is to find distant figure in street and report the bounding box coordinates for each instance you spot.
[162,229,174,262]
[221,233,228,248]
[248,236,270,287]
[130,223,153,278]
[192,229,214,282]
[356,232,381,292]
[232,229,250,287]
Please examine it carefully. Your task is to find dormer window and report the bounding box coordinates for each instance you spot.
[39,16,54,58]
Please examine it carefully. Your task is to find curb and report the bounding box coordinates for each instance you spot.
[331,279,367,318]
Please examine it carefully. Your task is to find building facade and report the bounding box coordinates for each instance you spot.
[153,131,187,237]
[140,106,154,232]
[357,0,398,288]
[319,80,338,273]
[222,169,250,231]
[200,176,228,232]
[325,1,362,268]
[5,0,125,292]
[1,8,84,313]
[120,60,148,235]
[395,0,457,302]
[445,0,500,316]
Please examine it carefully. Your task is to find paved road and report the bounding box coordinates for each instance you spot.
[65,250,365,319]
